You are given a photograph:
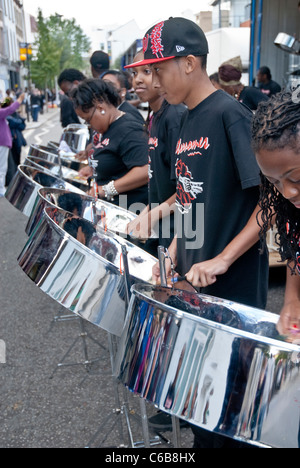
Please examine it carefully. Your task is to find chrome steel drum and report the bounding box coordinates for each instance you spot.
[28,143,58,156]
[47,141,60,151]
[116,284,300,448]
[24,156,89,192]
[274,33,300,55]
[60,123,90,153]
[18,206,157,337]
[26,188,137,237]
[5,165,85,217]
[28,144,88,172]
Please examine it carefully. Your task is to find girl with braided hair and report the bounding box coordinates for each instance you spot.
[252,86,300,339]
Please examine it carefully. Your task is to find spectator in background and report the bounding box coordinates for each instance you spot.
[90,51,110,78]
[58,68,86,128]
[5,108,27,186]
[7,108,26,168]
[219,56,269,111]
[0,93,24,196]
[209,72,222,89]
[256,66,281,97]
[24,87,31,122]
[30,88,41,122]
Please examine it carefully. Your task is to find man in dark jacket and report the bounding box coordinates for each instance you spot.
[58,69,86,128]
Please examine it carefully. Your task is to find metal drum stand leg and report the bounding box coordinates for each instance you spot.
[47,307,80,334]
[49,316,106,379]
[85,246,164,448]
[158,246,182,449]
[85,332,130,448]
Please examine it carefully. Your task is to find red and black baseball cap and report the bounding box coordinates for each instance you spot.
[124,17,209,69]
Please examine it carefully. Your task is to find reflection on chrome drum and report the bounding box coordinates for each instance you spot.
[18,206,157,337]
[28,144,88,173]
[60,124,90,153]
[116,284,300,448]
[26,188,137,238]
[24,156,89,192]
[5,165,85,218]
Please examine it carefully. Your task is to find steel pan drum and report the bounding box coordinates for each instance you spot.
[28,144,88,172]
[274,33,300,55]
[116,284,300,448]
[60,124,90,153]
[5,165,85,217]
[24,156,89,192]
[18,206,157,337]
[47,141,60,151]
[26,188,137,238]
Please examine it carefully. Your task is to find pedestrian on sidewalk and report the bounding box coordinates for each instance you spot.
[30,89,40,122]
[0,93,25,196]
[7,107,27,167]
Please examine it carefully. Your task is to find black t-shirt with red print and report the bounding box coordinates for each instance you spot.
[148,100,186,247]
[92,112,149,210]
[175,89,269,309]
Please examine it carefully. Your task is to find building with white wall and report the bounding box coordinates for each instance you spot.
[0,0,26,95]
[90,19,143,68]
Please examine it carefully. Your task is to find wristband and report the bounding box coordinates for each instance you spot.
[102,181,119,201]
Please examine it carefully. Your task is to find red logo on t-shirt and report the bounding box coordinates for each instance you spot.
[176,159,204,214]
[148,136,158,148]
[175,137,210,157]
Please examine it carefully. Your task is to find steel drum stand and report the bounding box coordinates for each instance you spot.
[47,308,80,334]
[49,314,107,380]
[158,246,182,449]
[85,332,164,449]
[85,246,167,449]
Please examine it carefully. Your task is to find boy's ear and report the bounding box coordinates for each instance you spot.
[184,55,200,75]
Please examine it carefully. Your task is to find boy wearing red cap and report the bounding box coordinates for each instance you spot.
[129,17,269,448]
[134,17,268,308]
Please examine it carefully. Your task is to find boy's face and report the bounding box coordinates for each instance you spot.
[151,59,187,106]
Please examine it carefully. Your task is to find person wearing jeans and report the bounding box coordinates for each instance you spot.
[0,93,24,196]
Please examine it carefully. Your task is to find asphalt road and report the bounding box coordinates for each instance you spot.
[0,112,194,448]
[0,110,287,448]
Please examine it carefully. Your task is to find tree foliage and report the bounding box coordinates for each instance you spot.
[30,9,91,89]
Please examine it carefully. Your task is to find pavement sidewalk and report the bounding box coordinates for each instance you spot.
[24,105,60,131]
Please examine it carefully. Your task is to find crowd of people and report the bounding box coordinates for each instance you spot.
[0,85,60,195]
[1,16,299,448]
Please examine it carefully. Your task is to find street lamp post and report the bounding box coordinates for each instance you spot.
[19,42,32,88]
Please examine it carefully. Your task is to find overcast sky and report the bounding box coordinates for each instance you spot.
[23,0,212,37]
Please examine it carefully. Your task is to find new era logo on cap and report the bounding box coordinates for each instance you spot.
[176,45,186,53]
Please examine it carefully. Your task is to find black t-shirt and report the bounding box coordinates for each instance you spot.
[257,80,281,98]
[119,100,145,126]
[93,113,148,209]
[239,86,269,111]
[175,89,269,309]
[149,101,186,246]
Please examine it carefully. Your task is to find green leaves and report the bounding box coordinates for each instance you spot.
[30,9,91,88]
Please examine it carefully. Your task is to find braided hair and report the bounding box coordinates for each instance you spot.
[70,78,121,113]
[252,86,300,273]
